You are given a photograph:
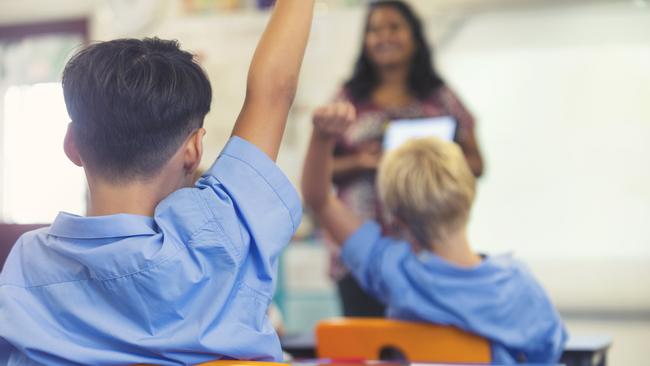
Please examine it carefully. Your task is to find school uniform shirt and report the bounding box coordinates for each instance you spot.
[0,137,302,366]
[341,221,568,364]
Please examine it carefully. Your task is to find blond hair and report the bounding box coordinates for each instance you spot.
[377,137,476,246]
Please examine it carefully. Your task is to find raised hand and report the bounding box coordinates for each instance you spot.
[312,102,356,139]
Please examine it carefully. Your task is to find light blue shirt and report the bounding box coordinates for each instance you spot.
[341,221,568,364]
[0,137,302,365]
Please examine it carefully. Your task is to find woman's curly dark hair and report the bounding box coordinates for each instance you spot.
[344,0,445,103]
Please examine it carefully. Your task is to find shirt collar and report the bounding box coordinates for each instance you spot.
[49,212,157,239]
[416,250,504,276]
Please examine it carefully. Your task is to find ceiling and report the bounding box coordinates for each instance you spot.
[0,0,631,27]
[411,0,628,15]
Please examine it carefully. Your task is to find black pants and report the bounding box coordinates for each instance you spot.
[337,273,385,317]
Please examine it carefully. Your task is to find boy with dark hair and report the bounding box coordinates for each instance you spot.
[62,37,213,181]
[0,1,314,364]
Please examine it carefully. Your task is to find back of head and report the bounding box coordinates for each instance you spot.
[62,38,212,181]
[377,138,476,246]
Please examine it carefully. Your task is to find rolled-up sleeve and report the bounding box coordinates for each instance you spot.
[197,137,302,278]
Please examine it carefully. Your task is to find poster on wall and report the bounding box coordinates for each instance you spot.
[182,0,277,13]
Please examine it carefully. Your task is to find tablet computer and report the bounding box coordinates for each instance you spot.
[383,116,457,151]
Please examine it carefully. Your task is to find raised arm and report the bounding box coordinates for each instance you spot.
[231,0,315,160]
[301,103,363,245]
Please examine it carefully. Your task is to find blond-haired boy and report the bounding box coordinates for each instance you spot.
[302,102,567,364]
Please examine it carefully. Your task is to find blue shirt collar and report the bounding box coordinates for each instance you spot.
[49,212,157,239]
[416,250,514,276]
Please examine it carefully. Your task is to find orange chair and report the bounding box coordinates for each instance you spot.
[315,318,491,363]
[197,361,286,366]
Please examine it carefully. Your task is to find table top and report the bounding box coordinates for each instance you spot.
[564,334,613,351]
[280,332,613,353]
[290,361,562,366]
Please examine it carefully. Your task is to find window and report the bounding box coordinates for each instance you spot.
[0,21,86,223]
[2,83,86,222]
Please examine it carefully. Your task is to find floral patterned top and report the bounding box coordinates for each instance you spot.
[333,85,476,222]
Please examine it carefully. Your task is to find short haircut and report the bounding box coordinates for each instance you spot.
[62,38,212,181]
[377,137,476,246]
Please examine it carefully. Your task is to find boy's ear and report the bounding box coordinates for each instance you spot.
[183,128,206,174]
[64,123,83,167]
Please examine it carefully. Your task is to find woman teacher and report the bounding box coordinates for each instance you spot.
[330,0,484,317]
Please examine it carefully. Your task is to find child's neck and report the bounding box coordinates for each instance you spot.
[86,172,187,217]
[430,228,482,268]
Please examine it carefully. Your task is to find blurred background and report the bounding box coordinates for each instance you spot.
[0,0,648,364]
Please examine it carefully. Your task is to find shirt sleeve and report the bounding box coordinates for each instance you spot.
[341,221,406,304]
[196,136,302,275]
[0,338,11,365]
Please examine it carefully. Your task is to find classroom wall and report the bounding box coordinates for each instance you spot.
[438,1,650,311]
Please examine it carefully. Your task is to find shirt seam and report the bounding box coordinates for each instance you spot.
[241,281,272,302]
[0,245,184,289]
[192,188,242,261]
[220,151,297,233]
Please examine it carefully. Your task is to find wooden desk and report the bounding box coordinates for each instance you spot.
[281,333,613,366]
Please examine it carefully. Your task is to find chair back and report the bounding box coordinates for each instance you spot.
[0,223,48,269]
[197,361,286,366]
[316,317,491,363]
